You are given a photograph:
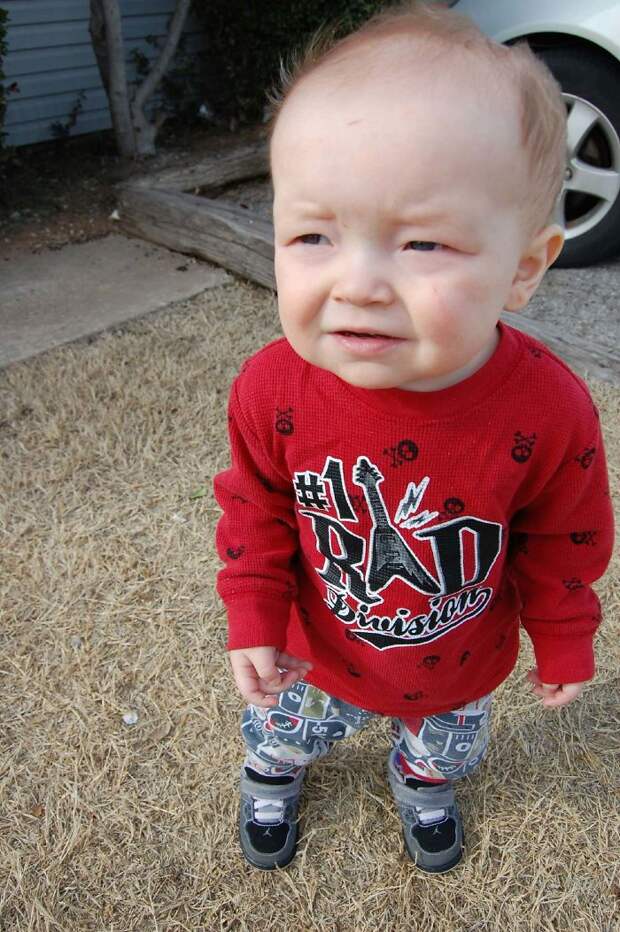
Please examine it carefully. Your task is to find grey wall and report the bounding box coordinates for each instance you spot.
[3,0,205,147]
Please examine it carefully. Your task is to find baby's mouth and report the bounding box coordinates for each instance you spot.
[331,330,404,354]
[335,329,400,339]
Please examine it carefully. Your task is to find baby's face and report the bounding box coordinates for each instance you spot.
[271,62,533,391]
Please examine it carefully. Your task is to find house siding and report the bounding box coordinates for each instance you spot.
[2,0,205,147]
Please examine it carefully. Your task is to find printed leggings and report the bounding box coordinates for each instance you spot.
[242,681,492,784]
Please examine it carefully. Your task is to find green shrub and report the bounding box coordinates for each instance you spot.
[196,0,388,124]
[0,7,8,148]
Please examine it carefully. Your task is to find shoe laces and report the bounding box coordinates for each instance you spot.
[252,797,285,825]
[415,806,446,826]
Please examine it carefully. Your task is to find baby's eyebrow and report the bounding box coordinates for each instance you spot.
[395,209,481,243]
[278,201,477,243]
[288,202,335,218]
[288,201,459,225]
[395,207,456,227]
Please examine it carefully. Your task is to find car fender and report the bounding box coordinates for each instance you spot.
[456,0,620,63]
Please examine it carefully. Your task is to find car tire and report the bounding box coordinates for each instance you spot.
[533,44,620,267]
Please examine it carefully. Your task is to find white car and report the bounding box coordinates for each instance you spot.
[450,0,620,267]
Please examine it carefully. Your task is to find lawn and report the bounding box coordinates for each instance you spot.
[1,278,618,930]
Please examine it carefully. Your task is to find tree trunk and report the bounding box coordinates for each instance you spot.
[89,0,192,158]
[131,0,192,157]
[88,0,110,96]
[89,0,136,158]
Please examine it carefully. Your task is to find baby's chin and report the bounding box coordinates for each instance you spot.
[326,361,413,391]
[286,341,418,390]
[328,362,464,393]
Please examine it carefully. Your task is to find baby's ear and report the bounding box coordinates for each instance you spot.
[504,224,564,312]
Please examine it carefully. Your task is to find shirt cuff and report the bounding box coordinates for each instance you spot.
[225,594,291,651]
[527,630,595,684]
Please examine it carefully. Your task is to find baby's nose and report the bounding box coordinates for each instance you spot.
[332,254,394,307]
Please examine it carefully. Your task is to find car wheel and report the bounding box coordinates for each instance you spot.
[534,45,620,267]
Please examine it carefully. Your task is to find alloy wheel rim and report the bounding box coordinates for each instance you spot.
[557,93,620,240]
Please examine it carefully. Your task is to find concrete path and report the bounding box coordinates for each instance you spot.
[0,233,230,368]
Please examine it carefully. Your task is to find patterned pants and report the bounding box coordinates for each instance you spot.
[242,681,492,784]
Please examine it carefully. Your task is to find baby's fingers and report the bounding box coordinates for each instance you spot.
[540,681,584,708]
[231,666,269,707]
[230,648,313,708]
[260,667,303,696]
[276,652,313,675]
[526,668,585,707]
[234,673,277,708]
[229,652,279,707]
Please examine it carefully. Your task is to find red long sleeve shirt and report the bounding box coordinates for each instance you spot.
[214,323,614,716]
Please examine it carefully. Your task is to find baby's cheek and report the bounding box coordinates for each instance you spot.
[462,260,518,310]
[429,274,499,333]
[452,271,498,308]
[426,282,468,335]
[277,279,307,327]
[277,267,319,321]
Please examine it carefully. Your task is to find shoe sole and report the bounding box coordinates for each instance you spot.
[241,840,298,871]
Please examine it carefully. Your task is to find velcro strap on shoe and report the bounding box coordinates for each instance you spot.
[388,763,455,810]
[241,768,304,800]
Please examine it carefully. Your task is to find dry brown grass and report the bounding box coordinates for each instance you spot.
[1,279,619,931]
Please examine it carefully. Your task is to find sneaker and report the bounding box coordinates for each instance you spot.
[387,757,464,873]
[239,766,305,870]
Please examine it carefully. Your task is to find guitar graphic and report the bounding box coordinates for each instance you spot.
[354,457,441,595]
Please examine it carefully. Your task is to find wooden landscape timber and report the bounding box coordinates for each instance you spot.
[118,137,275,289]
[119,186,275,290]
[498,312,620,385]
[125,141,270,194]
[118,137,620,385]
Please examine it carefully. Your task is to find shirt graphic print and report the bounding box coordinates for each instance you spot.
[294,455,502,652]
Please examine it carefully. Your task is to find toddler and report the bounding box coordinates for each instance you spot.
[213,1,614,873]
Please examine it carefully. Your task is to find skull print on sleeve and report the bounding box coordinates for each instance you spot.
[214,377,299,651]
[508,405,614,684]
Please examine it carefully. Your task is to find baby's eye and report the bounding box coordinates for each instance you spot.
[297,233,328,245]
[404,240,442,251]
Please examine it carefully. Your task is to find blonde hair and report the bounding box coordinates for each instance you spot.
[267,1,567,231]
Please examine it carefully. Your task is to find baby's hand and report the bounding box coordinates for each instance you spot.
[229,646,313,708]
[527,668,585,708]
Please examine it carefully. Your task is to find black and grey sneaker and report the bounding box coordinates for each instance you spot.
[239,766,305,870]
[387,758,464,873]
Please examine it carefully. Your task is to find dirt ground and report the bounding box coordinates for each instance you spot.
[0,123,248,261]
